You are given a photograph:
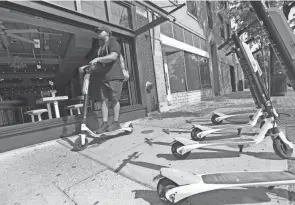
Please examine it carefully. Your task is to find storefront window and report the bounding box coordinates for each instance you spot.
[164,47,211,93]
[47,0,77,10]
[184,52,201,91]
[200,38,207,51]
[199,56,211,88]
[193,34,201,49]
[173,24,184,42]
[187,0,199,19]
[184,29,194,46]
[81,0,107,21]
[165,51,187,93]
[160,22,174,38]
[0,7,139,126]
[109,1,131,29]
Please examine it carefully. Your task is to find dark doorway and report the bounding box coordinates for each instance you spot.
[230,66,236,92]
[210,43,220,95]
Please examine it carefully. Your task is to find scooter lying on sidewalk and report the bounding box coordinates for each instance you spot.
[156,2,295,203]
[166,57,266,141]
[170,28,293,160]
[164,107,264,141]
[74,68,133,151]
[210,110,255,125]
[188,43,269,140]
[156,168,295,204]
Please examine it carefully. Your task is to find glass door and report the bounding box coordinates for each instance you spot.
[115,36,139,106]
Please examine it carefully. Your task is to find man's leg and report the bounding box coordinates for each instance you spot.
[113,101,120,122]
[107,80,123,132]
[95,82,110,134]
[101,99,108,122]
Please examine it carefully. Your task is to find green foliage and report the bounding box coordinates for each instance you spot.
[227,1,286,46]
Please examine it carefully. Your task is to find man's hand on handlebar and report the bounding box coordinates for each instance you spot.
[78,65,91,73]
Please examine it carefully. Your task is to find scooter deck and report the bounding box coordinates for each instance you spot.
[160,168,295,203]
[197,137,256,144]
[100,126,133,138]
[202,170,295,184]
[176,136,255,145]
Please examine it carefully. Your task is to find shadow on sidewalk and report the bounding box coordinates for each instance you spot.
[132,187,293,205]
[60,132,129,152]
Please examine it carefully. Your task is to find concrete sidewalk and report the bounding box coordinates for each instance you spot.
[1,90,293,205]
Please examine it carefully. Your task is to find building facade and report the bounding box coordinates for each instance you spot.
[142,0,245,112]
[0,0,167,152]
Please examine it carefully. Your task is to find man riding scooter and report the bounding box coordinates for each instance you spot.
[79,26,125,133]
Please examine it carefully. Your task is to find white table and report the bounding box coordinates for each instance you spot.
[36,96,68,119]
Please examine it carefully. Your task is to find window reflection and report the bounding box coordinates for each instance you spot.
[47,0,77,10]
[0,9,138,126]
[81,0,107,20]
[109,1,131,29]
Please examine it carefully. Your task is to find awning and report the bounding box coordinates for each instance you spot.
[134,1,185,36]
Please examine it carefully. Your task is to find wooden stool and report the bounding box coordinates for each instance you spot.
[66,104,83,116]
[25,109,48,122]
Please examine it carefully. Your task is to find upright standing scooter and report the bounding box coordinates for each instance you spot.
[74,67,133,151]
[170,37,289,160]
[156,2,295,203]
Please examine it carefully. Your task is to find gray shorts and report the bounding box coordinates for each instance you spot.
[100,80,123,104]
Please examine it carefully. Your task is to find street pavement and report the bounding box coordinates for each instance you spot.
[1,90,294,205]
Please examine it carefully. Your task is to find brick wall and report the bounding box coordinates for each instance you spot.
[135,9,158,113]
[169,89,213,110]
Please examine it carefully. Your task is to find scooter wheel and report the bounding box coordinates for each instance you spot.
[157,177,178,203]
[273,137,293,159]
[211,114,223,125]
[171,142,190,159]
[191,128,206,141]
[74,136,89,151]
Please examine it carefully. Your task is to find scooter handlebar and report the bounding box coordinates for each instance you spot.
[225,49,234,56]
[218,38,232,50]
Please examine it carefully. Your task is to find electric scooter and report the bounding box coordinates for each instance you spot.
[156,2,295,203]
[166,52,267,141]
[163,107,263,142]
[156,168,295,204]
[74,68,133,151]
[188,58,267,141]
[170,27,293,160]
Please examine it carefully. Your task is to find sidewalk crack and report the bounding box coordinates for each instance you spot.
[66,168,108,189]
[52,181,78,205]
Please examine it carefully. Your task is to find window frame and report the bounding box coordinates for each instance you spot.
[186,0,198,21]
[43,0,133,30]
[108,0,132,29]
[165,50,211,93]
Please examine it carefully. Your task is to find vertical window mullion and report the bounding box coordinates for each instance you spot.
[105,0,112,23]
[76,0,82,12]
[182,51,189,91]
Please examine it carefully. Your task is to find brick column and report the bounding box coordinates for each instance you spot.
[152,26,170,112]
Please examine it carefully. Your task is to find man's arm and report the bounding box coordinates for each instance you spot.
[89,38,121,69]
[94,52,118,64]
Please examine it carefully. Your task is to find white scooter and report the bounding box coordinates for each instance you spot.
[163,108,263,142]
[73,67,133,151]
[170,30,294,160]
[156,1,295,203]
[156,168,295,203]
